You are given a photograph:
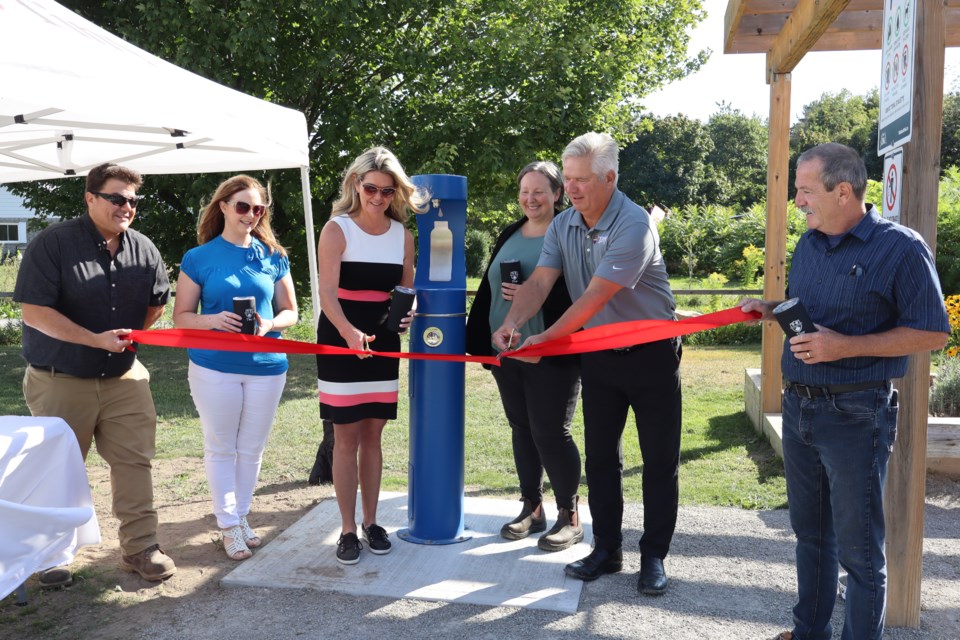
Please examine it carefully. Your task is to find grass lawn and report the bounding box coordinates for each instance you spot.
[0,340,785,510]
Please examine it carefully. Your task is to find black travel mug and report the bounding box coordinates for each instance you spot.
[772,298,818,338]
[233,296,257,335]
[500,259,522,285]
[386,286,416,333]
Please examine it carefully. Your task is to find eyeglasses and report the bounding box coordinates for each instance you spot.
[228,200,266,217]
[91,191,141,208]
[360,183,397,198]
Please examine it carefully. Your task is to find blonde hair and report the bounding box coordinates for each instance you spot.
[197,175,287,256]
[331,146,429,222]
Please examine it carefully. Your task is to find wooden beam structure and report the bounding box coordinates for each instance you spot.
[724,0,953,628]
[765,0,850,74]
[761,73,791,414]
[725,0,960,55]
[884,0,945,626]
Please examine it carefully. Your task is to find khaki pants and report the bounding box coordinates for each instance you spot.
[23,359,159,556]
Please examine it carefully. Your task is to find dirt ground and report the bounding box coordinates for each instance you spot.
[2,457,333,638]
[2,461,959,639]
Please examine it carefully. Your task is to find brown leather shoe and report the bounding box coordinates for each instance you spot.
[500,498,546,540]
[120,544,176,581]
[772,633,793,640]
[538,501,584,552]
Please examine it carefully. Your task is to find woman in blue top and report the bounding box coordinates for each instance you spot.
[173,175,298,561]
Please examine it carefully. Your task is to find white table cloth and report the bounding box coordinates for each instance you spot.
[0,416,100,599]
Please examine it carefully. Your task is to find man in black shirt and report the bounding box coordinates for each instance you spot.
[14,163,175,584]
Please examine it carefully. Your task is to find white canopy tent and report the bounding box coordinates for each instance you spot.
[0,0,320,320]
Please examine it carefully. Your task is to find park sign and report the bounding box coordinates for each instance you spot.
[878,0,916,155]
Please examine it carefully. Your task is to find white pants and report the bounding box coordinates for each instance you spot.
[188,362,286,529]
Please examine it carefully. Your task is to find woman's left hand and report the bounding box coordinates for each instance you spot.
[501,282,521,302]
[398,309,415,333]
[255,313,275,337]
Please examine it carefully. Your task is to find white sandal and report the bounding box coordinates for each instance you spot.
[222,526,252,560]
[239,515,261,548]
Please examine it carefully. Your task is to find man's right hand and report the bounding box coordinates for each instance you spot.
[738,298,775,322]
[98,329,134,353]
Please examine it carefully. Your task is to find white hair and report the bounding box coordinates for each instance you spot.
[562,132,619,184]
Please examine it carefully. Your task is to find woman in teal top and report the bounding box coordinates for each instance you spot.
[173,175,298,561]
[466,161,583,551]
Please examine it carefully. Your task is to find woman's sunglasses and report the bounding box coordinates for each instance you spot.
[90,191,141,208]
[228,200,266,216]
[360,183,397,197]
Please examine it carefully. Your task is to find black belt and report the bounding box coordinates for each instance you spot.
[785,381,888,398]
[609,337,679,354]
[610,343,646,354]
[29,364,60,374]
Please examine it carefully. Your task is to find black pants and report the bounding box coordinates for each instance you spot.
[491,357,581,510]
[581,337,682,559]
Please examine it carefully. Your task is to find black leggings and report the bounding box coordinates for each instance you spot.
[491,357,581,510]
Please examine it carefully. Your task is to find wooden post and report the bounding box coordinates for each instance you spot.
[884,0,945,627]
[761,72,791,414]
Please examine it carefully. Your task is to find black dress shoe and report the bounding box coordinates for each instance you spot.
[564,547,623,581]
[638,556,668,595]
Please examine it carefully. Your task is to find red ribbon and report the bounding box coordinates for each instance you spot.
[502,307,760,358]
[126,307,759,366]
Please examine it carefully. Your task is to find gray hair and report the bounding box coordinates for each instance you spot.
[796,142,868,200]
[517,161,565,212]
[562,132,619,184]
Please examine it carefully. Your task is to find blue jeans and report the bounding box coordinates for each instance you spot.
[781,385,898,640]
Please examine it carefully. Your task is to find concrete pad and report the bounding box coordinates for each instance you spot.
[221,492,590,613]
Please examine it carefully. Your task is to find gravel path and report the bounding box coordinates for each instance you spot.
[125,484,959,640]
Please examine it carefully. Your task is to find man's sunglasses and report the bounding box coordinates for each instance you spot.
[360,183,397,197]
[228,200,266,217]
[91,191,141,208]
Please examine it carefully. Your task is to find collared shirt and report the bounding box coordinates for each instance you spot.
[783,205,949,385]
[14,214,170,378]
[539,189,675,328]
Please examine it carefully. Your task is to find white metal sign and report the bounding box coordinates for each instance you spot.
[882,147,903,223]
[878,0,916,155]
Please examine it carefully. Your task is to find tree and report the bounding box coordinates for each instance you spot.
[942,92,960,171]
[704,103,768,209]
[789,89,881,186]
[10,0,708,291]
[619,114,713,209]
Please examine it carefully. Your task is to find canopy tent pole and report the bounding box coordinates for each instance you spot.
[301,165,320,329]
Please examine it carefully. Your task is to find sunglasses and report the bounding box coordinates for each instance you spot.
[228,200,266,217]
[360,183,397,198]
[91,191,141,208]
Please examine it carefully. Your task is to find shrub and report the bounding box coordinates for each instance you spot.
[930,355,960,417]
[727,245,765,288]
[683,321,761,346]
[464,228,491,278]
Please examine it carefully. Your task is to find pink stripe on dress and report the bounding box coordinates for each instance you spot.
[338,288,390,302]
[319,390,399,407]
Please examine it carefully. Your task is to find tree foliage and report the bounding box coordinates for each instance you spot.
[789,89,882,186]
[9,0,707,291]
[620,115,713,209]
[619,106,768,210]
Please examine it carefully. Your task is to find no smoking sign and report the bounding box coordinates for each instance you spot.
[883,147,903,223]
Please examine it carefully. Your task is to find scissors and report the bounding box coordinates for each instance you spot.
[497,328,516,360]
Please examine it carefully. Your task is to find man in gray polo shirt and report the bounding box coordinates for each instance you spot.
[493,132,681,594]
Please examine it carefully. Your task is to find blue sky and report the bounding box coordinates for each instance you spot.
[643,0,960,123]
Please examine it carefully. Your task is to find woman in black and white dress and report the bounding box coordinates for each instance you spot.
[316,147,427,565]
